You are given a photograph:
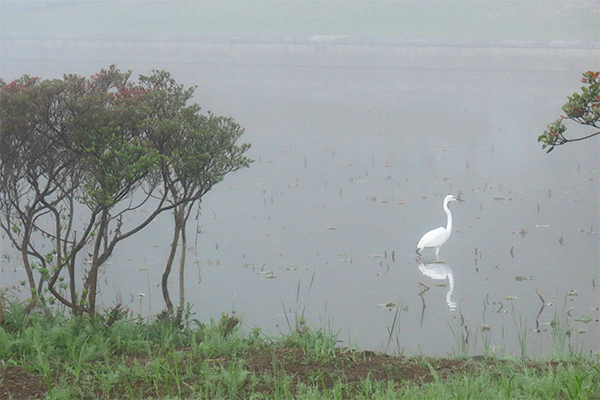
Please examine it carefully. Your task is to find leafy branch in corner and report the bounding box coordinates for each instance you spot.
[539,71,600,153]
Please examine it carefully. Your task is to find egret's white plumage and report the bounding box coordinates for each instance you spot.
[416,194,460,258]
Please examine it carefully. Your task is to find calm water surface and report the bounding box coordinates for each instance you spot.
[1,41,598,357]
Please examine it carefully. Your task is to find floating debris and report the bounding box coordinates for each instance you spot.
[286,265,300,271]
[377,302,397,309]
[325,227,338,230]
[243,263,267,268]
[263,274,277,279]
[256,270,274,275]
[580,226,598,235]
[370,254,384,258]
[395,199,407,205]
[514,276,533,281]
[575,315,592,324]
[558,237,564,245]
[566,290,578,297]
[510,246,514,258]
[496,301,508,313]
[493,196,505,201]
[481,324,491,332]
[505,296,518,300]
[518,228,527,238]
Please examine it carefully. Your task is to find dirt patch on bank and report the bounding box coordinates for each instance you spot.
[0,348,504,399]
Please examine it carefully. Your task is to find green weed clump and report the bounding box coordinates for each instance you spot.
[1,300,599,400]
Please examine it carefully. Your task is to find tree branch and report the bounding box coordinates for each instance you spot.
[562,130,600,143]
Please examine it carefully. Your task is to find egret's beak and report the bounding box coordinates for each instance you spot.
[456,198,465,203]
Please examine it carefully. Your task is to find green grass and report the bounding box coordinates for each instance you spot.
[1,300,599,399]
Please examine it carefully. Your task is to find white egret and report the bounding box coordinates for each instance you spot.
[416,194,462,259]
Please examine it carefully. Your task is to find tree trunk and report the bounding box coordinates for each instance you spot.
[178,214,187,311]
[161,225,179,314]
[87,209,108,319]
[21,222,39,315]
[68,233,80,316]
[162,205,184,314]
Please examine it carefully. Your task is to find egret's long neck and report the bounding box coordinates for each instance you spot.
[444,201,453,233]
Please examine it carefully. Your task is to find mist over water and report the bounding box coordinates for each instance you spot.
[176,52,600,356]
[1,1,599,356]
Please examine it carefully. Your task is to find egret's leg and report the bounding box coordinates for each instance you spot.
[435,247,440,259]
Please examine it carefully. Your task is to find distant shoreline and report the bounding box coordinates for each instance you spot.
[2,34,599,50]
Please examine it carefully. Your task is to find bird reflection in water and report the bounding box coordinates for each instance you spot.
[418,261,457,311]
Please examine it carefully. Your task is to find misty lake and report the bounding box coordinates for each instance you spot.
[1,38,598,357]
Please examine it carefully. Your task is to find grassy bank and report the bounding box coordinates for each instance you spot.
[1,302,599,399]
